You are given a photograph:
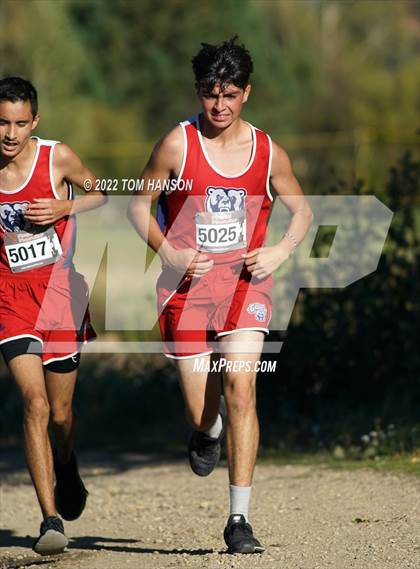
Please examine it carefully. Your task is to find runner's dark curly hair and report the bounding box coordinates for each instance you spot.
[192,36,253,92]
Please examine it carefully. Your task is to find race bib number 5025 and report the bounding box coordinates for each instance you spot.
[195,210,246,253]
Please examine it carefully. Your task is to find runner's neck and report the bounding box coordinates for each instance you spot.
[0,137,38,191]
[199,114,248,146]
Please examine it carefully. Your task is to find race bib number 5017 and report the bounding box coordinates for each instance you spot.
[4,226,63,273]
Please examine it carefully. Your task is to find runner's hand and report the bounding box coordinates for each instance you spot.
[25,198,72,225]
[163,247,214,278]
[242,244,290,279]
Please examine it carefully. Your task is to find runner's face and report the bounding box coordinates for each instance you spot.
[0,100,39,159]
[198,83,251,129]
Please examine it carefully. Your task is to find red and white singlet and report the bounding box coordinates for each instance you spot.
[0,137,76,276]
[157,115,273,266]
[0,137,95,362]
[156,116,274,358]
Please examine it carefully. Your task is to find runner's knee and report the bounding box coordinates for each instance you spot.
[224,381,256,414]
[24,395,50,423]
[50,402,72,427]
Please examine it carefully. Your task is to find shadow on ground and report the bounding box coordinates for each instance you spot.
[72,536,214,555]
[0,530,215,565]
[0,450,187,483]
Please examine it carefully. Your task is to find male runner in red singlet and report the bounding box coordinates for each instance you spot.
[129,39,313,553]
[0,77,106,555]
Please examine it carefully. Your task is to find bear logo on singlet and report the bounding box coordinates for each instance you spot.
[0,202,31,232]
[205,187,246,213]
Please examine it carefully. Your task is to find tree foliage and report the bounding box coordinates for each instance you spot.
[1,0,417,184]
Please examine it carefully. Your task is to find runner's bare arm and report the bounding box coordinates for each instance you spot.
[128,127,213,276]
[25,143,107,225]
[243,141,313,278]
[269,141,313,242]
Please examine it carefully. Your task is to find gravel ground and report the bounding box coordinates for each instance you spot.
[0,452,419,569]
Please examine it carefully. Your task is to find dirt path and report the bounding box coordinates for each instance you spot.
[0,452,419,569]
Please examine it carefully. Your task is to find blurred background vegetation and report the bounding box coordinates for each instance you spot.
[0,0,418,465]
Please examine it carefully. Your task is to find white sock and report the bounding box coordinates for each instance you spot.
[229,484,252,522]
[204,413,222,439]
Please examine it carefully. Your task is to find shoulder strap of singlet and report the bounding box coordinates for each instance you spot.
[36,137,60,147]
[177,118,192,184]
[36,138,73,201]
[264,131,274,202]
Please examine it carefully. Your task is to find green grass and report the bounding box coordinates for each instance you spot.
[259,450,420,477]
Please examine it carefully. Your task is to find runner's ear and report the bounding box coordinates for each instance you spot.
[31,113,40,130]
[242,84,251,103]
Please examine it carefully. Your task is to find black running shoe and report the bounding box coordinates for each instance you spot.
[224,514,265,554]
[54,451,88,521]
[32,516,68,556]
[188,396,226,477]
